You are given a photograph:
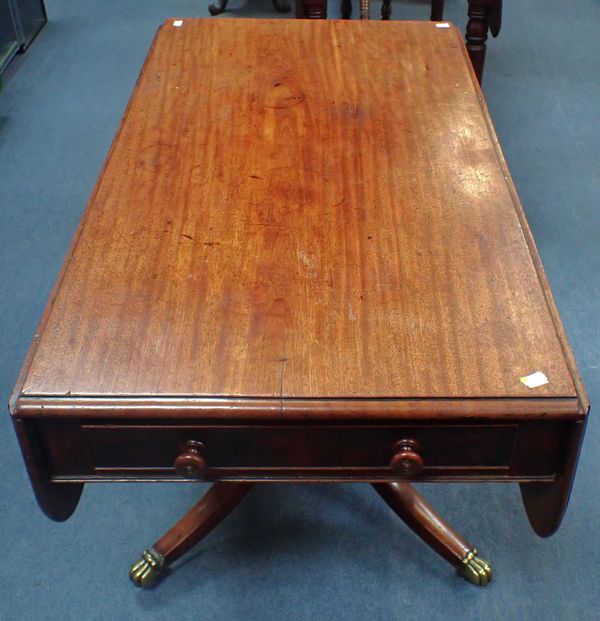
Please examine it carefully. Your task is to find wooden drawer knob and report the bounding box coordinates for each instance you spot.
[390,439,424,477]
[174,441,207,478]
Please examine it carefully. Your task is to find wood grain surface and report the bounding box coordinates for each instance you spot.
[12,19,586,416]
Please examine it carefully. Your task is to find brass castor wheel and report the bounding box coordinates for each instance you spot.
[457,549,493,586]
[129,549,165,588]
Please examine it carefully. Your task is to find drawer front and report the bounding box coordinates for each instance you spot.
[77,423,521,479]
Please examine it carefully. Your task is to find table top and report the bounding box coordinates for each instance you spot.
[11,19,587,421]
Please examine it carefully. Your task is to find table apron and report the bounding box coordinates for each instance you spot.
[27,419,573,483]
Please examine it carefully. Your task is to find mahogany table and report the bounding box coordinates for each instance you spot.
[10,18,588,589]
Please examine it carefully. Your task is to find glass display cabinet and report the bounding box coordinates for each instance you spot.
[0,0,46,76]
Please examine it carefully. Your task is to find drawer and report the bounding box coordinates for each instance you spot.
[38,420,569,482]
[75,423,524,479]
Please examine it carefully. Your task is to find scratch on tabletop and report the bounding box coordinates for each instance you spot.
[348,303,358,322]
[278,355,288,415]
[115,228,134,248]
[328,269,335,292]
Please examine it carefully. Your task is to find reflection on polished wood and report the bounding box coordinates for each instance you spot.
[328,0,502,82]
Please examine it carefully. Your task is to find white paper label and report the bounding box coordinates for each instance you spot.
[173,19,184,27]
[520,371,549,389]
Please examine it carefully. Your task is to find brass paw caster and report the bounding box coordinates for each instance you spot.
[457,549,493,586]
[129,549,165,588]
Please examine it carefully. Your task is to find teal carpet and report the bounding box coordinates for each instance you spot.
[1,1,599,619]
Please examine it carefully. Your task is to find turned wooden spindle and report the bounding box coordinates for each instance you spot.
[360,0,369,20]
[464,0,502,82]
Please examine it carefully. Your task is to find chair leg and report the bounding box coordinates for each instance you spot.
[360,0,370,19]
[208,0,229,15]
[381,0,392,20]
[431,0,445,21]
[341,0,352,19]
[465,0,494,83]
[129,482,253,587]
[297,0,327,18]
[372,482,492,586]
[273,0,291,12]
